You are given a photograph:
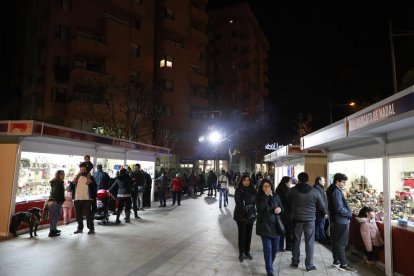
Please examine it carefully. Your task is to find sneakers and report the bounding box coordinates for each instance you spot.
[333,260,340,268]
[245,252,253,260]
[338,265,357,272]
[306,266,316,272]
[239,254,245,262]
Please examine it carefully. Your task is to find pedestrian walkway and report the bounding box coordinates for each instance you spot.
[0,188,385,276]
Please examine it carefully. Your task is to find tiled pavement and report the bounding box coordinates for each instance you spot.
[0,188,385,276]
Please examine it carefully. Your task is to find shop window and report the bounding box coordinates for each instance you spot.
[55,25,70,41]
[130,44,141,57]
[51,87,67,103]
[160,55,173,68]
[55,0,71,11]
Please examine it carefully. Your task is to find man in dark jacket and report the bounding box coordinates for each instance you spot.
[93,165,111,190]
[313,176,329,243]
[130,163,146,217]
[287,172,327,272]
[326,173,357,272]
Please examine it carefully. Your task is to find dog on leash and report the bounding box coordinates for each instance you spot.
[9,207,42,238]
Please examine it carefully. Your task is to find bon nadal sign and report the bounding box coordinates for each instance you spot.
[348,92,414,132]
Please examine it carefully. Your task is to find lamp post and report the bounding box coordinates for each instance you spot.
[329,101,356,124]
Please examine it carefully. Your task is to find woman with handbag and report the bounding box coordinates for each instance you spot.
[233,174,256,262]
[256,179,284,276]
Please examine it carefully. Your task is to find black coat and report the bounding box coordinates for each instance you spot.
[233,184,256,223]
[109,174,133,196]
[256,193,284,237]
[49,178,65,204]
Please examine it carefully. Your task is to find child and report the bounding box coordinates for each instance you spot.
[356,206,384,264]
[61,185,74,224]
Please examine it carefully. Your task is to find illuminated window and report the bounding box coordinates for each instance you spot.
[160,55,173,68]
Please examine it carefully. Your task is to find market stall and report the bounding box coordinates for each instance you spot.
[301,85,414,276]
[0,120,170,237]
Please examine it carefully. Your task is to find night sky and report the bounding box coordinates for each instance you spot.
[208,1,414,144]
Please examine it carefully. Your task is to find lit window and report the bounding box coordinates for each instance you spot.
[160,56,173,68]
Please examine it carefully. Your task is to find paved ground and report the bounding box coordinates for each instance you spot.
[0,188,385,276]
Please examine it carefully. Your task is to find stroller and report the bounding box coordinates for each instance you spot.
[94,189,110,224]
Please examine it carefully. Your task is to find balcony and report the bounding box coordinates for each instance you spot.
[188,65,208,86]
[190,27,208,44]
[190,6,207,22]
[70,32,109,58]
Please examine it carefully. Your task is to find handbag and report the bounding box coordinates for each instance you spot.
[275,214,286,236]
[242,204,256,223]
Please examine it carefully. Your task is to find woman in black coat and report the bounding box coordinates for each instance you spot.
[256,179,284,276]
[275,176,293,251]
[108,168,133,224]
[233,174,256,262]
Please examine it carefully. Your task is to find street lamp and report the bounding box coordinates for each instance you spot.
[329,101,356,124]
[199,130,226,172]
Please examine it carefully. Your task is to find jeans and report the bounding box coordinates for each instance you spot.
[331,223,349,265]
[292,220,315,268]
[218,188,227,207]
[172,191,181,205]
[159,190,166,206]
[48,202,62,231]
[237,221,254,255]
[315,216,326,241]
[74,200,94,231]
[261,235,280,274]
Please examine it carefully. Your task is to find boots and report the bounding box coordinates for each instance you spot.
[116,210,121,224]
[125,211,131,223]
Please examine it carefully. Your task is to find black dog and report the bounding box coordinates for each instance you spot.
[9,207,42,238]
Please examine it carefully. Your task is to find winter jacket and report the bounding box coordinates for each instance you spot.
[156,175,170,193]
[256,192,284,237]
[276,182,291,224]
[130,170,146,191]
[49,178,65,204]
[171,177,183,192]
[233,184,257,223]
[356,217,384,252]
[109,174,133,197]
[93,169,111,190]
[217,174,229,189]
[287,182,327,223]
[326,183,352,224]
[314,183,328,218]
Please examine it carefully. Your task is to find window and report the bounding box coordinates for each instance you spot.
[55,25,70,41]
[130,44,140,57]
[51,87,67,103]
[56,0,70,11]
[163,8,175,20]
[160,55,173,68]
[164,105,173,117]
[54,56,70,83]
[133,18,141,29]
[161,79,173,91]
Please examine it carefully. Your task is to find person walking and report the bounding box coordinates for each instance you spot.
[326,173,357,272]
[48,170,66,237]
[288,172,327,272]
[313,176,329,243]
[275,176,293,251]
[256,179,283,276]
[217,169,229,208]
[108,168,133,224]
[207,170,217,197]
[69,162,97,235]
[130,163,145,218]
[233,174,256,262]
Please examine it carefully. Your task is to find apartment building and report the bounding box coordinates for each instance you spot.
[4,0,209,158]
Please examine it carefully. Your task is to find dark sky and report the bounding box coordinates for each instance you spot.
[208,1,414,143]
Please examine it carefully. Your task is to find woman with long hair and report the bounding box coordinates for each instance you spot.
[275,176,293,251]
[256,179,284,276]
[233,174,257,262]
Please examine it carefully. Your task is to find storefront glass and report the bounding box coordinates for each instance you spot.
[96,158,124,178]
[329,158,383,215]
[17,152,86,202]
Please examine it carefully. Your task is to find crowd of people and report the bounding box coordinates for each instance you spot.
[46,158,383,275]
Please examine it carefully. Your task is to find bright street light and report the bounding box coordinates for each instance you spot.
[209,131,221,144]
[329,101,356,124]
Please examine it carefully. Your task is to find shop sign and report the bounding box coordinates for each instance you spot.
[265,143,278,150]
[7,120,33,135]
[112,140,137,149]
[348,92,414,132]
[288,145,302,154]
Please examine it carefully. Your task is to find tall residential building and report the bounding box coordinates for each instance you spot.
[3,0,209,159]
[207,3,270,171]
[209,2,269,117]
